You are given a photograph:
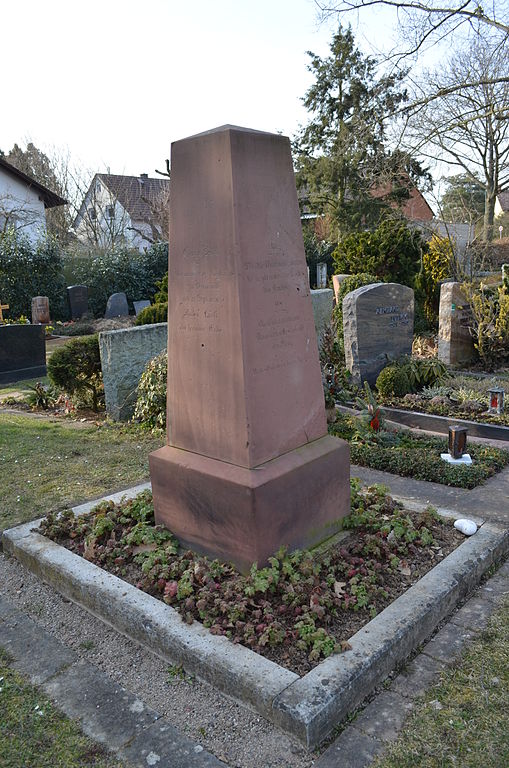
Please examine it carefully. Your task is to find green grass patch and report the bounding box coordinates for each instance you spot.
[330,414,509,488]
[373,595,509,768]
[0,414,164,530]
[0,647,125,768]
[0,376,51,399]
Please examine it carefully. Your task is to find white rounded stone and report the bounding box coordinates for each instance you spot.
[454,518,478,536]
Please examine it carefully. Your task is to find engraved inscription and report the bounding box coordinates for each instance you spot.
[375,305,409,327]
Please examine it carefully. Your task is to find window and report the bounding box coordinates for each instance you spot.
[106,205,115,219]
[88,207,97,221]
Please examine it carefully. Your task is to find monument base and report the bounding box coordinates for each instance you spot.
[149,435,350,573]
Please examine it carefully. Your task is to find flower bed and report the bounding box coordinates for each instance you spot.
[378,373,509,427]
[330,414,509,488]
[39,484,463,676]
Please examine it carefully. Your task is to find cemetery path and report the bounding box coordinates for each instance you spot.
[351,463,509,528]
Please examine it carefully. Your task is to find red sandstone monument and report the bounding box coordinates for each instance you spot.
[149,125,350,572]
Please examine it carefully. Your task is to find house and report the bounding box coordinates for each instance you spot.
[73,173,171,251]
[0,156,66,243]
[494,191,509,225]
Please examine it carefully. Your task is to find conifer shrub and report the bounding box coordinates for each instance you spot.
[135,302,168,326]
[133,350,167,431]
[47,334,103,411]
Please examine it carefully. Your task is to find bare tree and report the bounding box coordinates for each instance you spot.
[406,34,509,241]
[315,1,509,55]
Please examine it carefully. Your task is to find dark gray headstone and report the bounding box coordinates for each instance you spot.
[0,325,46,384]
[343,282,414,385]
[133,300,151,316]
[105,292,129,318]
[67,285,89,320]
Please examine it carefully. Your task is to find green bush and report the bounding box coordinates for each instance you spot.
[133,351,167,431]
[0,229,66,319]
[376,365,412,398]
[71,242,168,317]
[47,334,103,411]
[332,216,424,287]
[153,272,168,303]
[376,357,447,398]
[135,302,168,326]
[463,282,509,371]
[414,234,453,327]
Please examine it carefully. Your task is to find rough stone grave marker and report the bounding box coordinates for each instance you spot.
[149,125,350,572]
[133,299,151,316]
[438,282,475,366]
[343,282,414,385]
[31,296,50,324]
[67,285,88,320]
[105,292,129,318]
[332,274,350,303]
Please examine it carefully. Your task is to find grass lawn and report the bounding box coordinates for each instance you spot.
[0,376,51,400]
[0,413,164,531]
[0,648,125,768]
[374,594,509,768]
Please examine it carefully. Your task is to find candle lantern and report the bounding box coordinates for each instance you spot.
[448,425,468,459]
[488,388,504,414]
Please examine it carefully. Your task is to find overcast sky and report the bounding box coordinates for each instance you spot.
[3,0,398,178]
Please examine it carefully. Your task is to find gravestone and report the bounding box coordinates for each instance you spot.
[343,282,414,385]
[67,285,89,320]
[316,262,327,289]
[31,296,50,325]
[99,323,168,421]
[133,299,151,316]
[332,274,350,303]
[105,292,129,318]
[0,325,46,384]
[437,282,475,366]
[149,125,350,573]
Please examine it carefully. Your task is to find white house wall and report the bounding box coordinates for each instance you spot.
[0,169,46,243]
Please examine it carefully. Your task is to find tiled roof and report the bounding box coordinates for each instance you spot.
[0,156,67,208]
[97,174,170,222]
[497,190,509,213]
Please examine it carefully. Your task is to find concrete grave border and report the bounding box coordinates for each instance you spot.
[2,484,508,748]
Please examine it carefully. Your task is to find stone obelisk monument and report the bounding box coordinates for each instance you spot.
[149,125,350,571]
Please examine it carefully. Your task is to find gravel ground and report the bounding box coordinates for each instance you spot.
[0,550,315,768]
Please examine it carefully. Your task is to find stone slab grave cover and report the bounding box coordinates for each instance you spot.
[105,292,129,319]
[133,299,151,316]
[149,125,350,573]
[343,283,414,385]
[31,296,50,325]
[438,282,475,366]
[0,324,46,384]
[67,285,89,320]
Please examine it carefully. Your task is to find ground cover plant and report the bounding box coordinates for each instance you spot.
[0,648,125,768]
[373,595,509,768]
[330,413,509,488]
[0,414,164,531]
[39,483,463,676]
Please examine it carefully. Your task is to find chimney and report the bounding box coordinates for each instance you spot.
[140,173,148,180]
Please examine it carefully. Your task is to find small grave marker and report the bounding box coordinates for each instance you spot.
[0,302,9,322]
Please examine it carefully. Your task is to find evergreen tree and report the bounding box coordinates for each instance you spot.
[294,26,409,241]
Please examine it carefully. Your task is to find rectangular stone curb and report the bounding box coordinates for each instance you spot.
[1,521,298,720]
[3,515,508,749]
[271,523,509,747]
